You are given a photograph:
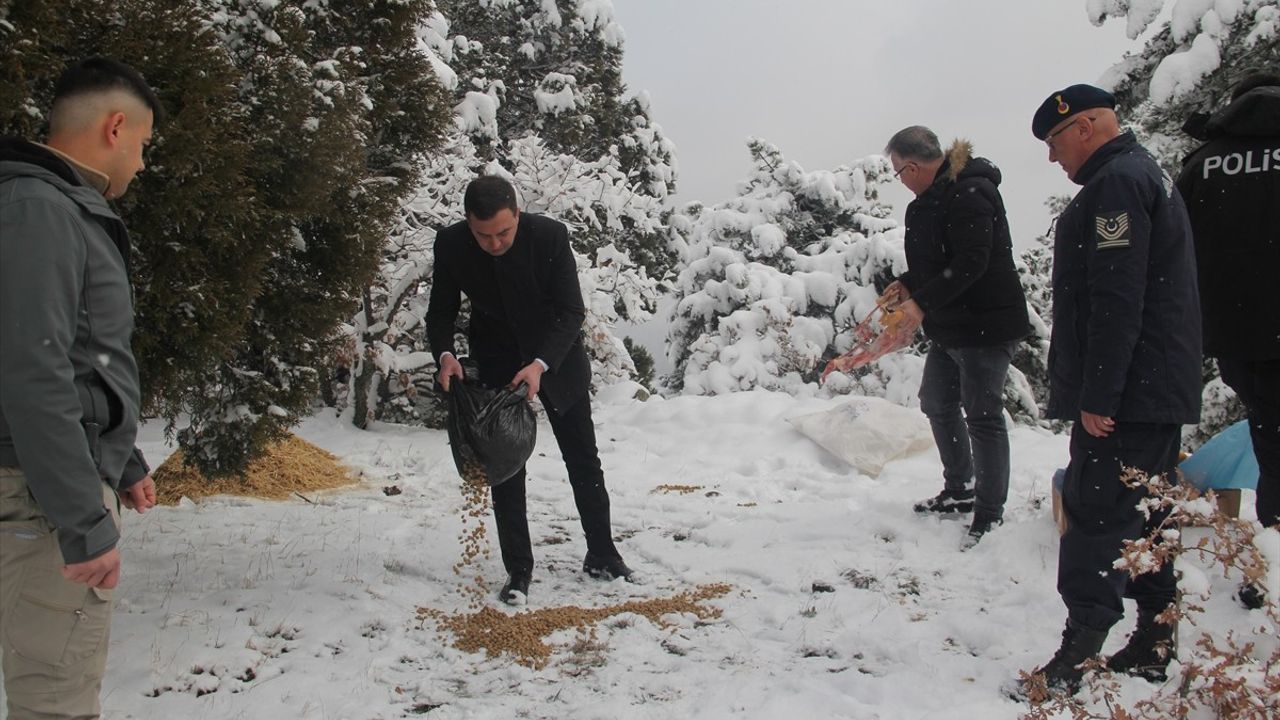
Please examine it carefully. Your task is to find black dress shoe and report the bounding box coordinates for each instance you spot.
[913,488,975,515]
[498,575,530,606]
[582,552,634,581]
[959,515,1003,551]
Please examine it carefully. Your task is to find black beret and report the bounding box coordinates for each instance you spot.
[1032,84,1117,140]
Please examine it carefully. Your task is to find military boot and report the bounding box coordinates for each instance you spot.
[1007,620,1108,700]
[1106,607,1176,682]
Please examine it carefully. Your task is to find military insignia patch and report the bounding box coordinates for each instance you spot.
[1056,94,1070,115]
[1095,211,1131,250]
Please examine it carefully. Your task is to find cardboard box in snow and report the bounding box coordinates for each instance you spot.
[1049,466,1240,537]
[1051,468,1068,535]
[787,396,933,477]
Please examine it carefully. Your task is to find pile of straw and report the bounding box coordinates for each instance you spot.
[152,434,356,505]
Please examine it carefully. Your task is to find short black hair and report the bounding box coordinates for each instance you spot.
[53,57,164,124]
[884,126,942,162]
[1231,71,1280,101]
[463,175,518,220]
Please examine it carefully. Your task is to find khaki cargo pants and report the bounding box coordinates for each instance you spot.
[0,468,118,720]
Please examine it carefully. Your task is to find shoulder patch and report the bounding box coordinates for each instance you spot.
[1094,211,1131,250]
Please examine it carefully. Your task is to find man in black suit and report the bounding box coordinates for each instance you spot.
[427,175,632,605]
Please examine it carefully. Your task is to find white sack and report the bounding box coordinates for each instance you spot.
[787,396,933,476]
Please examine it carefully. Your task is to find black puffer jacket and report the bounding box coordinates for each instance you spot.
[1176,85,1280,361]
[900,140,1030,348]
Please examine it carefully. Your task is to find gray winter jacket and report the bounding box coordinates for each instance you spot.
[0,138,149,564]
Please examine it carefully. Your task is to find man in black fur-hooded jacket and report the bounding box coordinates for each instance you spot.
[882,126,1031,550]
[1177,72,1280,610]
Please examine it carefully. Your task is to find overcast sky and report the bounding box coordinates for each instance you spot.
[611,0,1144,245]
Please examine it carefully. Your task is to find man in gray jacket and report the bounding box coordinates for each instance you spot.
[1,57,161,719]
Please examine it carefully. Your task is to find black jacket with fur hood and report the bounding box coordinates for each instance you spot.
[899,140,1030,348]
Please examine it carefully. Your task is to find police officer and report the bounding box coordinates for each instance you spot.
[1177,72,1280,610]
[1013,84,1202,698]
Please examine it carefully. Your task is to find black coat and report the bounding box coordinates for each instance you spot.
[1176,85,1280,361]
[426,212,591,415]
[900,141,1030,348]
[1048,132,1202,423]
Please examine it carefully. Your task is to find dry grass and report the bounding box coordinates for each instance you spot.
[152,435,357,505]
[652,484,704,495]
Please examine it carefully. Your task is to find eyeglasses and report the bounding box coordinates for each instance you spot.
[892,161,915,179]
[1045,114,1098,149]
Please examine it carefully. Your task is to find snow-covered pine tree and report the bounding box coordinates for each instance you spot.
[0,0,280,467]
[1088,0,1279,166]
[1086,0,1277,446]
[156,0,451,475]
[435,0,678,279]
[668,139,1046,417]
[1010,196,1071,426]
[666,139,918,400]
[343,2,674,427]
[623,336,656,390]
[2,0,453,474]
[0,1,91,138]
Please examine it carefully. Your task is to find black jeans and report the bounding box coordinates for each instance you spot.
[490,393,619,578]
[917,341,1017,521]
[1058,421,1180,631]
[1216,357,1280,528]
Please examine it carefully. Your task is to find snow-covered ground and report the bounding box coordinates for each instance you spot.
[57,390,1278,718]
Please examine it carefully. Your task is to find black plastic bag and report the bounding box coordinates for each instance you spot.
[445,379,536,487]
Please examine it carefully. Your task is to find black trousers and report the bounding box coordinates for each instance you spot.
[1217,357,1280,528]
[489,393,619,578]
[1058,421,1180,632]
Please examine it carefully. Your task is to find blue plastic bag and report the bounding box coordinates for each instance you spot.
[1179,420,1259,491]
